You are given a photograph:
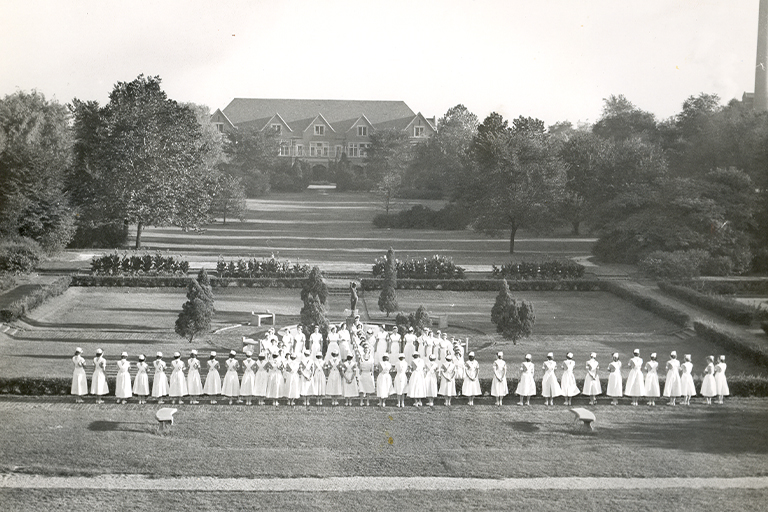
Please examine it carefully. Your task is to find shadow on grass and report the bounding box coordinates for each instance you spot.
[18,338,165,345]
[21,317,163,331]
[87,420,152,434]
[505,421,541,433]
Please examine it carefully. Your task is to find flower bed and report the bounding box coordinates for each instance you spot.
[372,254,465,280]
[491,260,585,280]
[216,256,311,279]
[90,252,189,275]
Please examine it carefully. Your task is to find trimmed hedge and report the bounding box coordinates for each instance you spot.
[360,279,603,292]
[659,282,755,325]
[72,275,307,289]
[90,252,189,276]
[672,279,768,296]
[693,320,768,368]
[491,260,585,280]
[0,276,72,322]
[3,374,768,397]
[372,254,465,280]
[598,281,691,327]
[216,256,311,279]
[372,204,468,230]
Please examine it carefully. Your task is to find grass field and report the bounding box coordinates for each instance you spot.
[3,287,764,379]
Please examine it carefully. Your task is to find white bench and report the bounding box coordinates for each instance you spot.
[428,313,449,329]
[570,407,596,430]
[251,311,275,326]
[155,407,177,432]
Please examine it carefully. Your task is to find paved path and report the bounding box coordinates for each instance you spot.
[2,474,767,491]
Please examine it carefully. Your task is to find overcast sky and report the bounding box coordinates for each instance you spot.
[0,0,761,125]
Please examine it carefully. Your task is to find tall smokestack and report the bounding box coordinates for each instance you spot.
[755,0,768,111]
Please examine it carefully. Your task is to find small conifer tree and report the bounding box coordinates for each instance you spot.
[175,278,213,342]
[491,279,535,344]
[300,266,329,335]
[378,247,398,317]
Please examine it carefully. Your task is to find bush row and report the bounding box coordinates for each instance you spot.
[216,256,311,279]
[0,276,72,322]
[639,249,751,279]
[372,254,465,280]
[693,320,768,368]
[3,375,768,397]
[0,238,43,273]
[360,279,603,292]
[90,252,189,275]
[598,281,691,327]
[672,279,768,296]
[491,260,585,280]
[658,282,755,325]
[72,275,307,289]
[372,204,469,230]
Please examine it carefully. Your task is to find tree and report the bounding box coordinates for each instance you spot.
[592,94,658,142]
[366,129,412,208]
[175,277,213,342]
[70,75,219,248]
[0,91,76,251]
[378,247,398,317]
[490,279,535,344]
[408,305,431,335]
[211,173,246,224]
[220,123,279,196]
[300,266,329,335]
[196,267,215,310]
[461,113,567,253]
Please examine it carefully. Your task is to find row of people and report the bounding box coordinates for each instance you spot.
[71,346,730,407]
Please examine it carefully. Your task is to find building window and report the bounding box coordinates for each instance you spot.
[335,145,343,157]
[359,143,370,157]
[348,143,359,157]
[296,145,304,156]
[310,142,329,157]
[214,123,224,133]
[357,126,368,136]
[271,124,282,135]
[314,125,325,136]
[279,143,291,157]
[414,126,425,137]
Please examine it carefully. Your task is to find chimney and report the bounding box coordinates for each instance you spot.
[755,0,768,111]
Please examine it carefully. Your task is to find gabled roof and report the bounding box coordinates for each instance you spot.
[304,113,336,133]
[222,98,415,126]
[371,115,417,131]
[210,109,236,130]
[265,113,293,132]
[343,114,374,134]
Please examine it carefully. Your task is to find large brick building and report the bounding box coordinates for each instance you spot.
[211,98,436,166]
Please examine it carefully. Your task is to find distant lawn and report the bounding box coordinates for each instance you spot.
[2,287,765,379]
[0,398,766,479]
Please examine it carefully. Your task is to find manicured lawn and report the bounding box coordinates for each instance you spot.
[0,398,766,479]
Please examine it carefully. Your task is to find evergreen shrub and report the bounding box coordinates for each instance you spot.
[491,260,584,280]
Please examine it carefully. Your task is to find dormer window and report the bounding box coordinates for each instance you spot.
[357,126,368,136]
[213,122,224,133]
[271,124,282,135]
[314,125,325,136]
[414,126,425,137]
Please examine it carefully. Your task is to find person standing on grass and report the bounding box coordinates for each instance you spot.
[90,348,109,404]
[491,352,509,406]
[293,326,306,355]
[403,327,417,365]
[324,350,343,406]
[389,327,402,358]
[393,353,410,407]
[115,352,132,404]
[663,351,682,406]
[341,354,359,406]
[187,350,203,404]
[541,353,561,406]
[151,352,168,404]
[326,325,340,360]
[71,347,87,403]
[299,350,315,407]
[253,354,269,406]
[583,353,601,405]
[424,354,439,407]
[221,350,241,405]
[606,353,623,406]
[285,353,302,407]
[438,353,457,406]
[463,352,481,405]
[358,348,376,406]
[133,354,149,404]
[644,353,660,406]
[309,325,323,360]
[714,355,729,404]
[240,351,257,406]
[680,354,696,406]
[559,353,579,406]
[515,354,536,406]
[265,352,283,406]
[169,352,188,405]
[407,352,427,407]
[376,354,394,406]
[624,349,645,406]
[700,355,717,405]
[312,353,326,405]
[203,352,222,404]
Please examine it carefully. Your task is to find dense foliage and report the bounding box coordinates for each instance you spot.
[372,204,469,230]
[658,281,755,325]
[216,256,311,278]
[378,247,399,316]
[300,266,329,335]
[491,260,584,280]
[175,270,214,342]
[0,276,71,322]
[490,279,535,344]
[90,252,189,276]
[372,253,465,280]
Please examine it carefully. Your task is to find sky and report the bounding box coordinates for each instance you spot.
[0,0,761,126]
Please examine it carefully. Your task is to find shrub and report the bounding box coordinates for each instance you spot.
[372,204,469,230]
[0,238,43,273]
[216,255,311,279]
[372,254,465,280]
[360,279,602,292]
[658,282,754,325]
[0,276,72,322]
[491,260,584,280]
[378,248,398,317]
[693,320,768,368]
[762,321,768,336]
[90,251,189,276]
[598,281,691,327]
[491,279,535,344]
[639,250,709,280]
[0,274,16,293]
[394,188,445,200]
[68,221,128,249]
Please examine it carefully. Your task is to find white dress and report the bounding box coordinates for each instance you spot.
[203,359,222,396]
[714,362,729,396]
[221,358,241,397]
[90,356,109,396]
[516,361,536,397]
[624,356,645,397]
[325,358,343,397]
[403,334,417,365]
[644,360,661,397]
[388,333,402,357]
[358,357,376,394]
[663,359,682,397]
[424,360,439,398]
[309,333,323,359]
[240,358,257,397]
[285,359,302,399]
[491,359,508,397]
[438,362,457,397]
[540,360,561,397]
[342,361,359,398]
[115,359,132,399]
[133,361,149,395]
[393,360,410,395]
[606,360,622,397]
[187,358,203,395]
[700,362,717,397]
[253,359,269,397]
[169,359,188,398]
[560,359,580,397]
[463,359,481,396]
[680,361,696,396]
[408,359,427,398]
[151,359,168,398]
[312,359,326,396]
[583,359,601,395]
[71,355,88,396]
[265,358,284,399]
[376,361,394,397]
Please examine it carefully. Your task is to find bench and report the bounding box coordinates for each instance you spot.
[570,407,596,430]
[155,407,177,432]
[428,313,449,329]
[251,311,275,326]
